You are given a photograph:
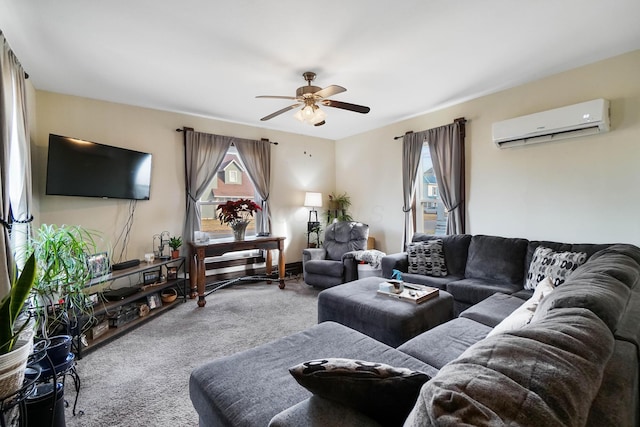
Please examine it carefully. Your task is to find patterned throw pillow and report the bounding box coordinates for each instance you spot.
[289,358,430,426]
[406,239,448,277]
[525,246,588,290]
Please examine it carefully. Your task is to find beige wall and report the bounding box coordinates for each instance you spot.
[337,49,640,253]
[32,49,640,263]
[33,93,335,263]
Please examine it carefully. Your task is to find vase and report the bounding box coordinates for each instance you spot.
[231,221,249,241]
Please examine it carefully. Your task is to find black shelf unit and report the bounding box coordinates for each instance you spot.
[76,257,186,358]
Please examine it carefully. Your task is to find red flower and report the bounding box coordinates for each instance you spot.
[216,199,262,226]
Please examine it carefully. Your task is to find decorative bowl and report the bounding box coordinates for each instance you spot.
[161,288,178,303]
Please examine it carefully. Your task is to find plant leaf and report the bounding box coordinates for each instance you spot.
[10,253,36,322]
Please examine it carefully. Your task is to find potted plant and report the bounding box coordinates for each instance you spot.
[216,199,262,241]
[0,253,36,400]
[326,192,353,223]
[169,236,182,259]
[27,224,103,339]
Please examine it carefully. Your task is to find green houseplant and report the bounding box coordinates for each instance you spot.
[0,253,36,354]
[0,253,36,400]
[28,224,103,338]
[169,236,182,259]
[326,192,353,223]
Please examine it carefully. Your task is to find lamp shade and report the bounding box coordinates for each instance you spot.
[304,192,323,208]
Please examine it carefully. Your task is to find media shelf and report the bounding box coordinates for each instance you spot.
[76,257,187,358]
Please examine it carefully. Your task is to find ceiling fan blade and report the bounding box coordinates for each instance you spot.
[260,103,301,121]
[321,99,370,114]
[314,85,346,99]
[256,95,298,100]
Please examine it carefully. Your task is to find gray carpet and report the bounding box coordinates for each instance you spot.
[63,278,320,427]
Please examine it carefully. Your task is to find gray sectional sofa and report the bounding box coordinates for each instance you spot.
[382,233,612,315]
[189,234,640,426]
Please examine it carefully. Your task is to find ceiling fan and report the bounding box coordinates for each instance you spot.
[256,72,370,126]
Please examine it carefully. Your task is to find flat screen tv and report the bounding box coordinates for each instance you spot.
[46,134,152,200]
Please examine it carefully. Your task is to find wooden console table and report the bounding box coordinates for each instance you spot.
[189,236,286,307]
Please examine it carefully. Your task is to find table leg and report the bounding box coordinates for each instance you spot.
[189,251,198,299]
[278,249,286,289]
[266,249,273,284]
[196,247,206,307]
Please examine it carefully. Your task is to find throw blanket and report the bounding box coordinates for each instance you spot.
[354,250,386,269]
[405,307,614,427]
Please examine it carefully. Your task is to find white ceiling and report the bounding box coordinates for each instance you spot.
[1,0,639,140]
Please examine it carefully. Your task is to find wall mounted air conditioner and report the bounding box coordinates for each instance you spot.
[492,98,610,149]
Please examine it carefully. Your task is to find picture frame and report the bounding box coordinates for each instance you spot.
[87,252,110,278]
[143,269,161,285]
[167,266,178,280]
[147,293,161,310]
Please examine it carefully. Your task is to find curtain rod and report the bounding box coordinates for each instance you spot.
[393,117,467,140]
[175,128,278,145]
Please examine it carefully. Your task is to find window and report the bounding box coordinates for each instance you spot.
[416,144,448,235]
[197,146,258,239]
[228,170,239,184]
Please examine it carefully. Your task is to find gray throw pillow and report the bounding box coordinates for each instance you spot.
[406,239,448,277]
[525,246,587,290]
[289,358,430,427]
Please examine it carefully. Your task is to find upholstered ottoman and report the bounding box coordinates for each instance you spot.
[318,277,454,347]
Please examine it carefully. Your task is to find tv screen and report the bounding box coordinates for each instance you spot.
[46,134,152,200]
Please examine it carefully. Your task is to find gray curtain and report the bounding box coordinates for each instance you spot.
[0,33,32,299]
[426,121,466,234]
[181,130,232,252]
[401,131,427,250]
[234,138,271,236]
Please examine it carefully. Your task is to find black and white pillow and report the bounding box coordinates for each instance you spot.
[406,239,448,277]
[525,246,587,290]
[289,358,430,426]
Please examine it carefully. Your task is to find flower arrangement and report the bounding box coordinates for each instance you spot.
[216,199,262,227]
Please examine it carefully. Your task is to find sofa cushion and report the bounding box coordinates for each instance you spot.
[406,239,448,277]
[269,395,383,427]
[585,339,639,427]
[405,307,615,427]
[397,273,461,290]
[524,246,587,289]
[289,358,429,426]
[459,292,527,327]
[446,278,522,305]
[510,288,534,300]
[412,233,471,277]
[487,278,555,337]
[464,235,528,285]
[397,318,491,369]
[189,321,437,427]
[532,246,639,332]
[524,241,611,278]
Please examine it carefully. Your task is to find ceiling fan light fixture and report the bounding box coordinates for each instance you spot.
[258,72,369,125]
[309,107,326,125]
[294,104,326,125]
[302,105,315,117]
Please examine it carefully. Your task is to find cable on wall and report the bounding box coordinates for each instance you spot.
[112,200,137,263]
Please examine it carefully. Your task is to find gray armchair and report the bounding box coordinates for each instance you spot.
[302,221,369,289]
